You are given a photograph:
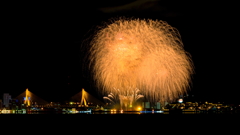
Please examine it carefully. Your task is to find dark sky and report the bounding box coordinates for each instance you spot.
[1,1,239,104]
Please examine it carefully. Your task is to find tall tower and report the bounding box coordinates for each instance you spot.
[3,93,11,108]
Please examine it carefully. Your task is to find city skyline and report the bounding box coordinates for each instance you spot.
[1,1,239,104]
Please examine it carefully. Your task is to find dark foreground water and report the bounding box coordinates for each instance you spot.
[2,110,239,128]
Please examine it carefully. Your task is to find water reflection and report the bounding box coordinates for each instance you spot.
[1,110,238,114]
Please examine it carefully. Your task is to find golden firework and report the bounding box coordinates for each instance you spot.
[88,18,194,103]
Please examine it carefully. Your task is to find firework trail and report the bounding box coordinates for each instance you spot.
[88,17,194,103]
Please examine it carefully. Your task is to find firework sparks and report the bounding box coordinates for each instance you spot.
[103,92,117,104]
[88,18,194,104]
[103,88,144,110]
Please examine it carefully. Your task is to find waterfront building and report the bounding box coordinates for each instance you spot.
[3,93,11,108]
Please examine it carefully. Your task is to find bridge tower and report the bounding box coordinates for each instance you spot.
[80,88,87,106]
[24,88,31,107]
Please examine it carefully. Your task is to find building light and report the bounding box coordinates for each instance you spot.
[178,98,183,103]
[137,107,142,111]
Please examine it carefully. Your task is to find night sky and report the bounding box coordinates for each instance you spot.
[1,1,239,104]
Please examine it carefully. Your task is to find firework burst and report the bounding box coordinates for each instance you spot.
[88,17,194,103]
